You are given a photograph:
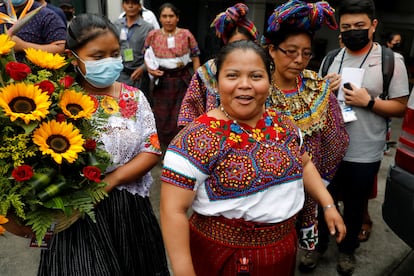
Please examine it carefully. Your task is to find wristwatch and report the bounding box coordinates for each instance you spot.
[366,95,375,110]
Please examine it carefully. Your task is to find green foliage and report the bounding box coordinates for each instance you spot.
[0,38,113,245]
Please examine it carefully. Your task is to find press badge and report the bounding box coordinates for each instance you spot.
[167,36,175,49]
[339,101,357,123]
[123,48,134,62]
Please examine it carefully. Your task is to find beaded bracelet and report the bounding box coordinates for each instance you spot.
[323,204,336,212]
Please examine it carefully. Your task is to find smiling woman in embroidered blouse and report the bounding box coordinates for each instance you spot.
[160,40,346,276]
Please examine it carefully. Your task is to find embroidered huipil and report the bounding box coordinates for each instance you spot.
[178,59,219,127]
[91,83,161,197]
[269,69,349,250]
[144,28,200,69]
[162,109,305,223]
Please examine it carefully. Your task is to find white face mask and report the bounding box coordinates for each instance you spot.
[73,52,124,88]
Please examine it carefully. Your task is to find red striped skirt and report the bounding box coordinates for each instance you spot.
[189,213,298,276]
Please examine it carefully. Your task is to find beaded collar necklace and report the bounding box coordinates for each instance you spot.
[219,105,281,148]
[271,75,308,118]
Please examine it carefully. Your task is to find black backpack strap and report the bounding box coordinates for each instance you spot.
[321,46,394,99]
[321,48,342,77]
[380,45,395,100]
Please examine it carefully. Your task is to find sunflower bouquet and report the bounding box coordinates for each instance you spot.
[0,34,111,245]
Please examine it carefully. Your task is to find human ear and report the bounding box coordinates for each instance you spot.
[65,50,79,67]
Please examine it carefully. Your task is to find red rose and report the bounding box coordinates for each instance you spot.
[12,165,34,181]
[82,166,101,182]
[5,61,31,81]
[59,75,75,88]
[84,139,97,151]
[36,80,55,95]
[56,113,66,122]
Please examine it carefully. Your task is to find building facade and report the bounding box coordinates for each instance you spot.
[51,0,414,80]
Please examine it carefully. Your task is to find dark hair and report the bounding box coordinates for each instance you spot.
[338,0,376,21]
[385,32,401,44]
[122,0,140,4]
[264,26,313,48]
[222,26,257,46]
[215,40,272,83]
[159,2,180,17]
[66,13,120,52]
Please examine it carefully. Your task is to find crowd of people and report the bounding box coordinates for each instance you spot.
[1,0,412,275]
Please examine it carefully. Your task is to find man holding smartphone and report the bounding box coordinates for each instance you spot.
[301,0,410,275]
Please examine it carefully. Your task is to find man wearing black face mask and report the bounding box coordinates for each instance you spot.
[59,0,75,25]
[307,0,410,275]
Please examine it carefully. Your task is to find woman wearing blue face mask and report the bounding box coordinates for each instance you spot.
[37,13,170,276]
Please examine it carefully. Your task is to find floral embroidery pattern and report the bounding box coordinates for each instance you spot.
[119,87,138,118]
[101,96,119,114]
[164,110,303,200]
[148,133,161,151]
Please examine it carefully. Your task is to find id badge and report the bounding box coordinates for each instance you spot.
[167,36,175,49]
[120,28,128,41]
[123,48,134,62]
[339,101,357,123]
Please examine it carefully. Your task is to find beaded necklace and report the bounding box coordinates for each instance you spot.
[219,105,281,148]
[271,75,309,120]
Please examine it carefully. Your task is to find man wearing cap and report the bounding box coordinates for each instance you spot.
[36,0,66,26]
[59,0,75,25]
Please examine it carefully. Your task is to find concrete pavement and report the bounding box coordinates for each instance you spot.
[1,118,413,276]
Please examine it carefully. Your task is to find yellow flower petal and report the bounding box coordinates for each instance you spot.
[0,34,15,55]
[24,48,67,70]
[0,215,9,224]
[101,96,119,114]
[32,120,85,164]
[0,82,51,124]
[59,89,95,120]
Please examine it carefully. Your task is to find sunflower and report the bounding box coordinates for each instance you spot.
[32,120,85,164]
[0,34,15,55]
[24,48,67,70]
[0,82,51,124]
[59,89,96,120]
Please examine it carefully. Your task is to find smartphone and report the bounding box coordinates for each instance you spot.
[343,82,352,90]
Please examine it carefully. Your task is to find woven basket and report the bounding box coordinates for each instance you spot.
[4,210,83,238]
[52,210,82,233]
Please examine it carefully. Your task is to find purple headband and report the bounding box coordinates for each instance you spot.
[211,3,259,44]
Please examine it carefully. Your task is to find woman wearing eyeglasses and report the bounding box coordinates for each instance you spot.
[262,0,349,270]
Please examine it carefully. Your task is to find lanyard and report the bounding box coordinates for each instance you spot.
[337,43,374,74]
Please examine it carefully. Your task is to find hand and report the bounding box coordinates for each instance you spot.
[324,206,346,243]
[325,72,341,92]
[11,35,25,52]
[131,67,144,81]
[343,84,371,107]
[148,68,164,77]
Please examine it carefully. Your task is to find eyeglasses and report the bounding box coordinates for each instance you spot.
[277,47,313,60]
